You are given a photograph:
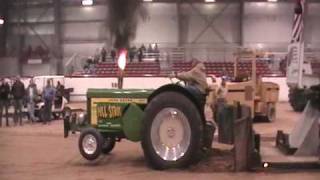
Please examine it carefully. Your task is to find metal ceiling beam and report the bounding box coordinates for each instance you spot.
[143,0,320,3]
[0,0,9,57]
[35,6,51,23]
[9,0,320,8]
[63,38,108,44]
[8,19,106,25]
[239,0,244,46]
[190,3,230,43]
[54,0,63,74]
[177,2,190,46]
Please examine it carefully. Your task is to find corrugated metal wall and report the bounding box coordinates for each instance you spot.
[4,1,320,64]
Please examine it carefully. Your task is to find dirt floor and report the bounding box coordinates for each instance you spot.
[0,102,320,180]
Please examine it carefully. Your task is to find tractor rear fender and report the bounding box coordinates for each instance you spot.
[148,84,206,123]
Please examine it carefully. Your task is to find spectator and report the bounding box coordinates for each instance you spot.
[26,79,37,123]
[89,61,95,74]
[147,44,153,58]
[129,47,136,63]
[35,45,45,58]
[26,45,32,58]
[93,48,100,64]
[42,80,56,125]
[111,49,116,62]
[140,44,146,59]
[55,81,64,108]
[101,47,107,62]
[217,79,227,105]
[140,44,146,52]
[280,56,287,74]
[154,43,160,62]
[84,58,94,74]
[0,78,10,127]
[138,47,143,62]
[11,77,25,126]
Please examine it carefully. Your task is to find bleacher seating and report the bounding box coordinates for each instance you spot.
[74,62,161,77]
[73,60,273,77]
[311,62,320,76]
[173,61,272,77]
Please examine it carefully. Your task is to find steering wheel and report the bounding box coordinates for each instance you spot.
[169,76,186,86]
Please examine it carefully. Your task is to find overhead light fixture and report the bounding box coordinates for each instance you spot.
[257,43,264,49]
[268,0,278,2]
[82,0,93,6]
[0,18,4,25]
[205,0,216,2]
[143,0,153,2]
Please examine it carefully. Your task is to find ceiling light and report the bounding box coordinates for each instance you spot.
[0,18,4,25]
[205,0,216,2]
[144,0,153,2]
[268,0,278,2]
[257,43,264,49]
[82,0,93,6]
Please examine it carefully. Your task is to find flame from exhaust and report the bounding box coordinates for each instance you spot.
[118,49,127,71]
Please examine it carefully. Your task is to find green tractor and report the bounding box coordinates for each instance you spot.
[64,83,211,170]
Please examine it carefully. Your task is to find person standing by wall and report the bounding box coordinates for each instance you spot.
[11,77,25,126]
[0,78,11,127]
[147,44,153,58]
[154,43,160,62]
[42,80,55,125]
[111,49,116,62]
[26,79,37,123]
[101,47,107,62]
[93,48,100,64]
[129,46,136,63]
[55,81,64,108]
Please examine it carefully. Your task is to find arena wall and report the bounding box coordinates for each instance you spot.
[63,76,289,102]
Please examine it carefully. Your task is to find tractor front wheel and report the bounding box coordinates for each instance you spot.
[266,103,276,122]
[79,128,103,161]
[141,91,203,170]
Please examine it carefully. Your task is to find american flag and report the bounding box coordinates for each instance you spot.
[291,0,306,43]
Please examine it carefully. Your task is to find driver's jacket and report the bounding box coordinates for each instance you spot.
[176,62,208,94]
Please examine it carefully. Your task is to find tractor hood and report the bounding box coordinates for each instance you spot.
[87,89,154,99]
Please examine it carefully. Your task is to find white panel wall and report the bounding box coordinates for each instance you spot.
[243,2,293,50]
[65,77,117,101]
[62,22,107,40]
[4,2,320,65]
[9,7,54,23]
[63,43,105,57]
[22,64,54,76]
[63,77,289,102]
[135,4,178,44]
[62,6,107,21]
[10,24,55,35]
[0,58,19,76]
[185,3,240,44]
[307,3,320,45]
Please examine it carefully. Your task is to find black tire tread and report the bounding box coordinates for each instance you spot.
[141,91,203,170]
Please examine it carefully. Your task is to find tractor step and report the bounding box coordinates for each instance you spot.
[260,140,319,169]
[275,130,297,155]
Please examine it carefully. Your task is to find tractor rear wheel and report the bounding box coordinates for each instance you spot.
[79,128,103,161]
[141,91,203,170]
[289,87,307,112]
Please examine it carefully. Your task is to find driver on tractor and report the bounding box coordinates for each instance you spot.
[169,59,216,149]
